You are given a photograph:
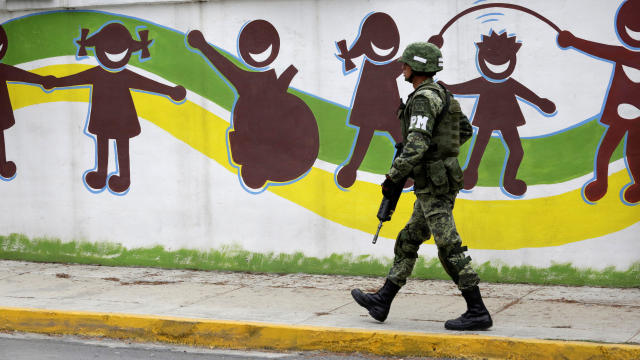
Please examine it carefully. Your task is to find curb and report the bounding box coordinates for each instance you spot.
[1,307,639,359]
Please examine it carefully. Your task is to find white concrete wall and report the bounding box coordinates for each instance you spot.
[1,0,638,272]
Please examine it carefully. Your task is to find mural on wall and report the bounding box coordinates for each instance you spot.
[437,30,556,197]
[558,0,640,204]
[0,25,53,180]
[429,1,639,204]
[334,12,404,189]
[0,0,639,273]
[187,20,320,192]
[46,22,186,194]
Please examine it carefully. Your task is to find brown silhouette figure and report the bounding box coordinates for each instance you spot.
[438,31,556,196]
[334,12,404,189]
[558,0,640,203]
[187,20,319,190]
[0,25,55,179]
[47,23,186,193]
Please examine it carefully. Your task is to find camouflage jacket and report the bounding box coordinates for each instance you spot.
[388,78,472,194]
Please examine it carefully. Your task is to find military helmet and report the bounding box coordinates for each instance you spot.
[399,42,443,73]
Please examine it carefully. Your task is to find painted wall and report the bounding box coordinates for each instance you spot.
[0,0,638,279]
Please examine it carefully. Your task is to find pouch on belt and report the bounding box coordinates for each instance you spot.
[443,157,463,192]
[428,160,448,195]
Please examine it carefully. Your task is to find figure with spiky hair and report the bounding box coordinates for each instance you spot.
[439,30,556,196]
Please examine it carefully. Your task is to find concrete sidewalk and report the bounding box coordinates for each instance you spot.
[0,260,639,359]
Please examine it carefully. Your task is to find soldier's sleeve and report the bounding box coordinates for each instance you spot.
[459,113,473,145]
[451,97,473,145]
[388,92,443,183]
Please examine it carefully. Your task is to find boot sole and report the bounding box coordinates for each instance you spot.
[444,320,493,331]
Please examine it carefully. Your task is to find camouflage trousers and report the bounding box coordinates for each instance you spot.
[387,192,480,291]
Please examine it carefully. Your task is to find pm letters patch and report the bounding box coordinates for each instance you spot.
[410,115,429,131]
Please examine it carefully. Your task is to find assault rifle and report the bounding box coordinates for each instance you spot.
[372,143,409,244]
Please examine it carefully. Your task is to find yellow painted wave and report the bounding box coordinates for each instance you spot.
[9,64,640,250]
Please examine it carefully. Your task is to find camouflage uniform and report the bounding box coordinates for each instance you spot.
[351,42,491,331]
[386,77,478,291]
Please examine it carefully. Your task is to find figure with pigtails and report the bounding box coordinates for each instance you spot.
[334,12,405,189]
[47,22,185,193]
[0,25,55,180]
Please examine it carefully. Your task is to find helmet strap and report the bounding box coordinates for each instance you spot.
[405,69,416,84]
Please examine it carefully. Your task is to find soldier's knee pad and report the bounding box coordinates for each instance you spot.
[394,229,422,259]
[438,245,473,286]
[440,243,472,270]
[450,252,473,270]
[438,250,459,284]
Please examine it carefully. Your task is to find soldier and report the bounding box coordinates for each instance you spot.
[351,42,492,331]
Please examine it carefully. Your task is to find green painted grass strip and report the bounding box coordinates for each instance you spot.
[471,119,625,187]
[1,234,638,288]
[3,11,625,185]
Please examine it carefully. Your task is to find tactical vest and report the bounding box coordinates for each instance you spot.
[401,81,470,194]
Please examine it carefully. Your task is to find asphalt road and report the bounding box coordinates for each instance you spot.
[0,332,451,360]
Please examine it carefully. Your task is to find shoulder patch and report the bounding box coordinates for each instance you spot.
[409,114,430,132]
[413,99,427,113]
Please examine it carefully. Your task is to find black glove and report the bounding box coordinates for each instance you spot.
[381,175,395,198]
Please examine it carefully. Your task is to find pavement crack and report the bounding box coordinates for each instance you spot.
[408,318,444,323]
[297,301,353,324]
[118,280,180,286]
[493,288,538,315]
[625,328,640,343]
[212,285,246,297]
[6,296,35,299]
[327,302,352,313]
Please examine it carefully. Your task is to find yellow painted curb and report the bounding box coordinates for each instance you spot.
[0,307,639,359]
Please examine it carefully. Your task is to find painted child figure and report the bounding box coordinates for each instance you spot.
[335,12,404,189]
[0,25,55,179]
[49,23,185,193]
[558,0,640,204]
[187,21,319,190]
[438,31,556,196]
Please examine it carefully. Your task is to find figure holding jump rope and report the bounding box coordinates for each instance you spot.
[430,1,640,203]
[429,3,557,197]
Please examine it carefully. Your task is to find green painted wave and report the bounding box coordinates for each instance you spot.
[1,233,638,288]
[3,11,624,186]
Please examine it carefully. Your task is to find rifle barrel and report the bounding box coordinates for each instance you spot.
[372,220,383,244]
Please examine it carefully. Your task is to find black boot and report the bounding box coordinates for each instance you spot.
[445,286,493,330]
[351,278,400,322]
